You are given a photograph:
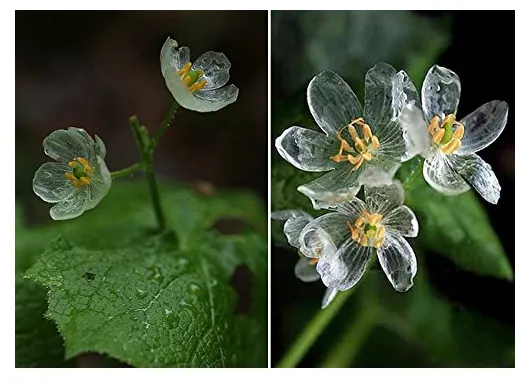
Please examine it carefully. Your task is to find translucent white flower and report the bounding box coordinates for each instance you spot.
[399,65,508,204]
[160,37,239,112]
[275,63,416,209]
[272,209,339,309]
[298,181,419,292]
[33,128,112,220]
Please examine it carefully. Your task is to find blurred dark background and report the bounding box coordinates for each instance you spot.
[16,11,267,224]
[272,10,514,367]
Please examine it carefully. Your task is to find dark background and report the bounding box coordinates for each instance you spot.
[271,10,514,367]
[16,10,267,224]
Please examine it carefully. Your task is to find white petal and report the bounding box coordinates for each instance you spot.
[297,163,362,209]
[421,65,461,120]
[271,209,313,248]
[450,153,501,204]
[84,155,112,211]
[192,51,231,91]
[49,188,89,220]
[372,119,407,163]
[33,162,75,203]
[294,257,321,283]
[43,128,95,162]
[364,180,405,216]
[94,135,106,158]
[160,37,189,75]
[321,287,338,309]
[391,70,420,119]
[317,239,372,291]
[275,126,336,172]
[298,213,347,259]
[423,150,470,196]
[307,70,363,136]
[397,104,431,159]
[328,197,366,217]
[364,62,397,127]
[383,206,418,238]
[358,154,401,187]
[194,85,239,105]
[377,232,417,292]
[458,100,509,155]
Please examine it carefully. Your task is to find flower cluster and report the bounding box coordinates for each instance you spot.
[274,63,508,301]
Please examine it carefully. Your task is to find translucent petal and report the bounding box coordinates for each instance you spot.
[294,257,321,283]
[94,135,106,158]
[358,152,401,187]
[396,104,431,159]
[49,188,89,220]
[364,180,405,216]
[450,153,500,204]
[329,197,366,217]
[275,126,336,172]
[391,70,420,119]
[192,51,231,91]
[298,213,347,259]
[43,128,95,162]
[321,287,338,309]
[458,100,509,155]
[194,85,239,105]
[33,162,75,203]
[84,155,112,211]
[377,232,417,292]
[372,119,407,163]
[297,163,362,209]
[421,65,461,120]
[423,150,470,196]
[271,209,313,248]
[383,206,418,238]
[364,62,397,127]
[317,239,372,291]
[160,37,190,74]
[307,70,363,136]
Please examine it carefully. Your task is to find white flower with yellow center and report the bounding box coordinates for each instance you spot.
[272,210,339,309]
[33,128,112,220]
[298,182,419,292]
[275,63,415,209]
[160,37,238,113]
[399,65,508,204]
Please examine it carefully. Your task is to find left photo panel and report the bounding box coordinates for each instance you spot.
[16,11,268,368]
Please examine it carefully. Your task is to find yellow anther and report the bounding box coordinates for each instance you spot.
[427,116,440,134]
[183,75,192,86]
[331,154,348,162]
[441,138,461,155]
[76,157,93,173]
[65,172,76,182]
[362,152,373,161]
[362,124,372,140]
[178,62,192,77]
[360,235,369,247]
[453,123,465,140]
[80,177,90,185]
[371,135,380,149]
[68,161,77,168]
[432,128,445,144]
[368,215,379,226]
[441,114,456,126]
[348,124,359,140]
[374,239,384,248]
[309,258,319,265]
[354,137,366,152]
[351,117,365,126]
[331,117,379,169]
[376,226,386,238]
[355,216,365,229]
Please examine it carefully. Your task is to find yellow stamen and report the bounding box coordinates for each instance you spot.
[360,235,369,247]
[331,117,380,169]
[76,157,93,173]
[371,135,380,149]
[441,138,461,154]
[177,62,192,76]
[355,217,365,229]
[428,116,440,134]
[441,114,456,126]
[376,226,386,238]
[79,177,90,185]
[362,152,373,161]
[362,124,372,140]
[453,123,465,140]
[348,124,359,140]
[432,128,445,144]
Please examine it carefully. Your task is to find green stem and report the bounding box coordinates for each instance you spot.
[151,102,179,152]
[276,288,355,368]
[110,163,143,179]
[129,116,166,231]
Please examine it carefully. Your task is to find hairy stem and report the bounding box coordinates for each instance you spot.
[151,101,179,152]
[110,163,143,179]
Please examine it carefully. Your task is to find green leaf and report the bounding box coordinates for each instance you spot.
[20,181,267,367]
[398,158,513,280]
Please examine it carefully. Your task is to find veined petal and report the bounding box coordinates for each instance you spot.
[192,51,231,91]
[94,135,106,158]
[377,232,417,292]
[307,70,363,136]
[383,206,418,238]
[84,155,112,211]
[364,62,397,127]
[160,37,190,74]
[329,197,366,217]
[421,65,461,120]
[458,100,509,155]
[43,128,95,162]
[275,126,336,172]
[358,152,401,187]
[317,239,372,291]
[194,85,239,105]
[297,163,362,209]
[49,188,89,220]
[372,119,407,163]
[397,104,431,159]
[321,287,338,309]
[364,180,405,216]
[450,153,501,204]
[33,162,75,203]
[298,213,347,259]
[294,257,321,283]
[271,209,313,248]
[391,70,420,119]
[423,150,470,196]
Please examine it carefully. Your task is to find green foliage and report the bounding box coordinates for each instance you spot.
[17,181,267,367]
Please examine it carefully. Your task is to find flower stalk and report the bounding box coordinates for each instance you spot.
[110,163,143,179]
[151,102,179,152]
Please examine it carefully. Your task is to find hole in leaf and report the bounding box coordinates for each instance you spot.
[230,265,253,314]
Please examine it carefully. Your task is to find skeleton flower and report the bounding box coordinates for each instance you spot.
[272,210,339,309]
[275,63,416,209]
[160,37,238,112]
[299,181,418,292]
[33,128,112,220]
[399,65,508,204]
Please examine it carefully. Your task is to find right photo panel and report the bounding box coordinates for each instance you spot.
[271,10,515,368]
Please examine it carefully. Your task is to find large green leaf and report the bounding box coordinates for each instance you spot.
[398,158,513,280]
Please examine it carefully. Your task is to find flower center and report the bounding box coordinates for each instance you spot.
[65,157,93,188]
[427,114,464,155]
[348,210,385,248]
[330,117,380,170]
[177,62,207,93]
